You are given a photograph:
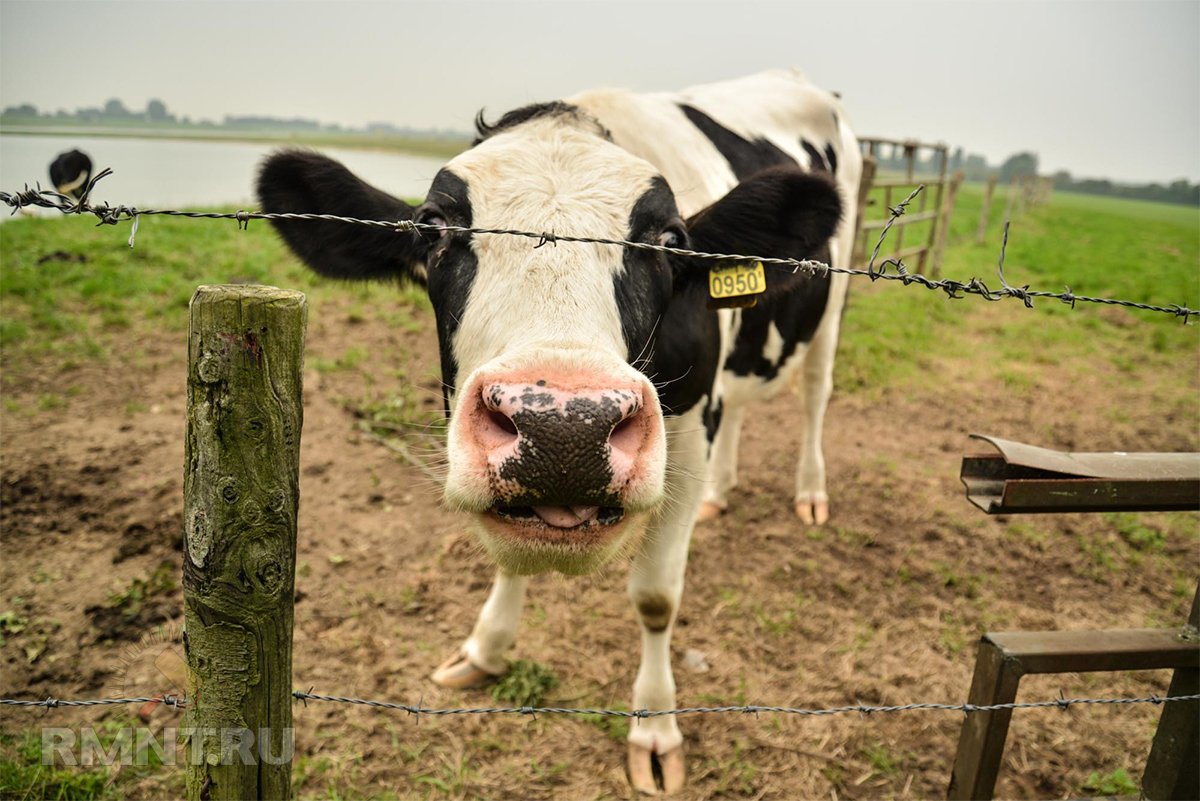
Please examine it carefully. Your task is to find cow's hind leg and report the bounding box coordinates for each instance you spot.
[432,570,528,688]
[794,279,846,526]
[697,403,744,523]
[627,421,705,795]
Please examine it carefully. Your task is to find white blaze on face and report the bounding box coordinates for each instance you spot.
[445,117,661,378]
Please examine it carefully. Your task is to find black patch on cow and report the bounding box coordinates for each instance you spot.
[636,167,844,417]
[704,397,723,445]
[723,249,832,381]
[616,180,721,419]
[801,139,829,173]
[685,167,842,299]
[257,149,428,283]
[421,170,477,410]
[634,592,673,633]
[824,143,839,175]
[616,177,679,369]
[678,104,797,181]
[474,101,607,145]
[681,167,841,382]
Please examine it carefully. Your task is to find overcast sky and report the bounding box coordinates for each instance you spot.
[2,0,1197,184]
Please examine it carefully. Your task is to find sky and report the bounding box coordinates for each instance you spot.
[1,0,1197,185]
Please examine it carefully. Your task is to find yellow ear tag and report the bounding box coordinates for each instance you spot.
[707,260,766,309]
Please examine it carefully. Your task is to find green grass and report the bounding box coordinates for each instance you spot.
[838,183,1200,393]
[489,660,558,707]
[0,211,427,372]
[0,718,182,801]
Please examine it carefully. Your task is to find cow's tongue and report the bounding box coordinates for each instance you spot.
[532,505,600,528]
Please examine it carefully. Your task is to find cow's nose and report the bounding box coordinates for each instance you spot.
[467,379,653,507]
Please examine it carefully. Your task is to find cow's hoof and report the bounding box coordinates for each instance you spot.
[628,742,685,796]
[695,501,725,523]
[795,501,829,526]
[430,651,498,689]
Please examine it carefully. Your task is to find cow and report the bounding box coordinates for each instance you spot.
[49,149,92,200]
[257,68,860,795]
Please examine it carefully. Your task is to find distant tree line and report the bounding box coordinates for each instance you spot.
[0,98,468,141]
[872,143,1198,207]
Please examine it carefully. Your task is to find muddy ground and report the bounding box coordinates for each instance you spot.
[1,284,1197,800]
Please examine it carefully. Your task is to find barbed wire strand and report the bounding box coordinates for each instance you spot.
[0,170,1192,322]
[2,693,1197,720]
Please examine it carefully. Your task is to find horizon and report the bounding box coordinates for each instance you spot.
[1,0,1197,186]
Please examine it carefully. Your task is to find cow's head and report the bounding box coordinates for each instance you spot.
[258,104,841,575]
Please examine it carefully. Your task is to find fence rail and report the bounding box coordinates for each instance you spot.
[0,169,1194,322]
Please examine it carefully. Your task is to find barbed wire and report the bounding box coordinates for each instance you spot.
[3,692,1198,720]
[0,169,1193,322]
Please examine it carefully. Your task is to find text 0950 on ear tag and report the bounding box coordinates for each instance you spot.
[707,260,766,309]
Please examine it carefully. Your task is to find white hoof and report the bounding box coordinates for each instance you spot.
[628,742,685,796]
[695,501,725,523]
[795,501,829,526]
[430,651,500,689]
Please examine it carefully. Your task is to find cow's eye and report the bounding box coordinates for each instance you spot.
[657,224,687,249]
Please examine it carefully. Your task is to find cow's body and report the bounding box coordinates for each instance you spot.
[258,69,858,795]
[567,71,861,523]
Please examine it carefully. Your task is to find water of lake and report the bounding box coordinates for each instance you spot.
[0,134,447,223]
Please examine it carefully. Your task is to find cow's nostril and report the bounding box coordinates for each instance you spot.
[609,414,641,456]
[486,408,519,438]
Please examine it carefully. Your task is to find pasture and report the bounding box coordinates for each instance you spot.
[0,184,1197,799]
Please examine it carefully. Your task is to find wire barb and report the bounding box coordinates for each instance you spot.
[1,169,1193,322]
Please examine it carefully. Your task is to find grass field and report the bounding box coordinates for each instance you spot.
[0,182,1197,800]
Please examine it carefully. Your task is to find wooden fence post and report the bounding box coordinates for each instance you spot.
[183,285,307,801]
[930,171,964,278]
[850,155,878,267]
[975,175,997,246]
[1001,177,1018,224]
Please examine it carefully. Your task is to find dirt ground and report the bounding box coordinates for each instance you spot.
[1,285,1196,800]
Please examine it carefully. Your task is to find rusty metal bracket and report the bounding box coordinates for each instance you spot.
[960,434,1200,514]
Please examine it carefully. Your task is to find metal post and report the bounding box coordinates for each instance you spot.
[183,285,307,801]
[946,638,1024,800]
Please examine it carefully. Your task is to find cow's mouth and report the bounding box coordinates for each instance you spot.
[490,505,626,529]
[477,504,637,574]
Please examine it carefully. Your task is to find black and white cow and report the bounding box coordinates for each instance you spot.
[49,149,92,200]
[258,69,860,795]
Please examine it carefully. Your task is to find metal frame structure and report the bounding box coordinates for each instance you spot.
[949,435,1200,800]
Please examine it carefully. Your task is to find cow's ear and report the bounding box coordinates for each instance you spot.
[257,149,429,285]
[673,166,842,297]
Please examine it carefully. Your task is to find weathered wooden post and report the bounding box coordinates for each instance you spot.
[975,175,997,246]
[930,171,964,278]
[1001,176,1018,224]
[850,155,878,267]
[183,285,307,801]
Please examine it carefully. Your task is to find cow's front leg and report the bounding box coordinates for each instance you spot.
[627,419,705,795]
[431,569,528,688]
[794,282,844,526]
[696,403,744,523]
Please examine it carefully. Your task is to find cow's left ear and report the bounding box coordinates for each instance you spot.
[674,166,842,297]
[257,149,430,285]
